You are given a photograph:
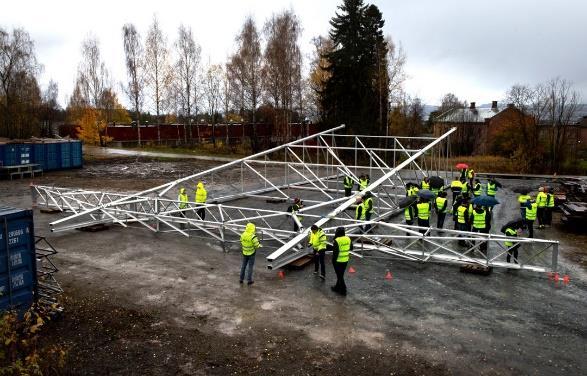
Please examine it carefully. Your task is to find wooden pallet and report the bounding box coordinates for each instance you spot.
[460,264,492,275]
[286,255,313,269]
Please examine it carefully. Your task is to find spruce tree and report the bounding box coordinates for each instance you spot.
[321,0,388,136]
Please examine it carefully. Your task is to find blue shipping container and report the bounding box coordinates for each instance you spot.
[32,144,47,170]
[0,207,37,312]
[45,143,60,170]
[59,142,71,169]
[71,141,83,168]
[2,144,18,166]
[18,145,32,165]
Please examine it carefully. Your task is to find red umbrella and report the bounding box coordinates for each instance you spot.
[456,163,469,169]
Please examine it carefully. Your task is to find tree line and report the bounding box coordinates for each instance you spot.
[1,0,409,147]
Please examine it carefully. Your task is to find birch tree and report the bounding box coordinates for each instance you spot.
[174,25,201,143]
[145,15,172,143]
[122,23,144,146]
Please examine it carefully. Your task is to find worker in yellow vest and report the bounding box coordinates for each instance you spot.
[486,179,498,197]
[518,192,531,218]
[472,179,482,197]
[355,197,367,233]
[420,177,430,190]
[343,175,354,197]
[405,201,416,226]
[178,187,189,229]
[363,192,375,232]
[416,198,431,235]
[545,187,555,226]
[195,181,207,220]
[308,225,328,279]
[450,179,463,203]
[240,222,261,285]
[536,187,548,229]
[359,175,369,191]
[456,201,469,246]
[435,191,448,229]
[471,204,490,253]
[503,226,521,264]
[466,168,475,187]
[523,199,538,238]
[331,227,352,296]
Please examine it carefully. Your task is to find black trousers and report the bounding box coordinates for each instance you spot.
[507,244,520,263]
[196,207,205,220]
[437,213,446,229]
[417,218,429,234]
[344,187,352,197]
[525,220,534,238]
[545,208,553,225]
[537,207,545,226]
[472,227,488,252]
[332,261,348,295]
[313,249,326,276]
[365,212,372,232]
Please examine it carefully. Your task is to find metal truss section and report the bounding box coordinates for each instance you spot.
[35,236,63,306]
[31,125,559,274]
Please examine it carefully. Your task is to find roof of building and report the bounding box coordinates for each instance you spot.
[434,106,506,123]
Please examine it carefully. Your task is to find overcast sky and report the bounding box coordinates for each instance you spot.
[1,0,586,108]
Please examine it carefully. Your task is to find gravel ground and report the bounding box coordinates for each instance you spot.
[1,153,586,375]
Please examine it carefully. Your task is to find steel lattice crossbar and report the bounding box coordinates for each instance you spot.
[31,125,559,273]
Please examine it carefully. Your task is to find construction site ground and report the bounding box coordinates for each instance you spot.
[1,152,586,375]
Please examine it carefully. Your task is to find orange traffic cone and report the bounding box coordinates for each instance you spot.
[563,275,570,285]
[348,266,356,273]
[554,273,560,283]
[385,271,393,280]
[277,270,285,279]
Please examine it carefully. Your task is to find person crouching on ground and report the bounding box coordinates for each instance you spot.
[331,227,352,296]
[240,223,261,285]
[308,225,327,280]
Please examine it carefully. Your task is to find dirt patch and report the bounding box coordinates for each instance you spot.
[43,284,448,375]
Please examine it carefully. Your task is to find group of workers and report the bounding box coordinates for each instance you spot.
[177,182,208,228]
[178,165,556,294]
[239,221,352,295]
[402,166,556,264]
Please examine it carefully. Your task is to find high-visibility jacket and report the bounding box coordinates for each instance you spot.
[467,169,475,179]
[450,180,462,190]
[334,236,351,262]
[241,223,260,256]
[359,178,369,191]
[309,228,327,251]
[421,180,430,190]
[343,176,354,189]
[195,183,207,204]
[435,197,447,214]
[525,202,538,221]
[178,191,189,209]
[355,202,366,220]
[416,202,431,220]
[405,205,414,221]
[536,192,548,208]
[461,183,469,194]
[472,209,487,229]
[518,194,531,205]
[546,193,555,208]
[473,183,482,196]
[486,182,497,196]
[504,227,517,247]
[364,197,374,214]
[408,186,419,197]
[457,206,468,224]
